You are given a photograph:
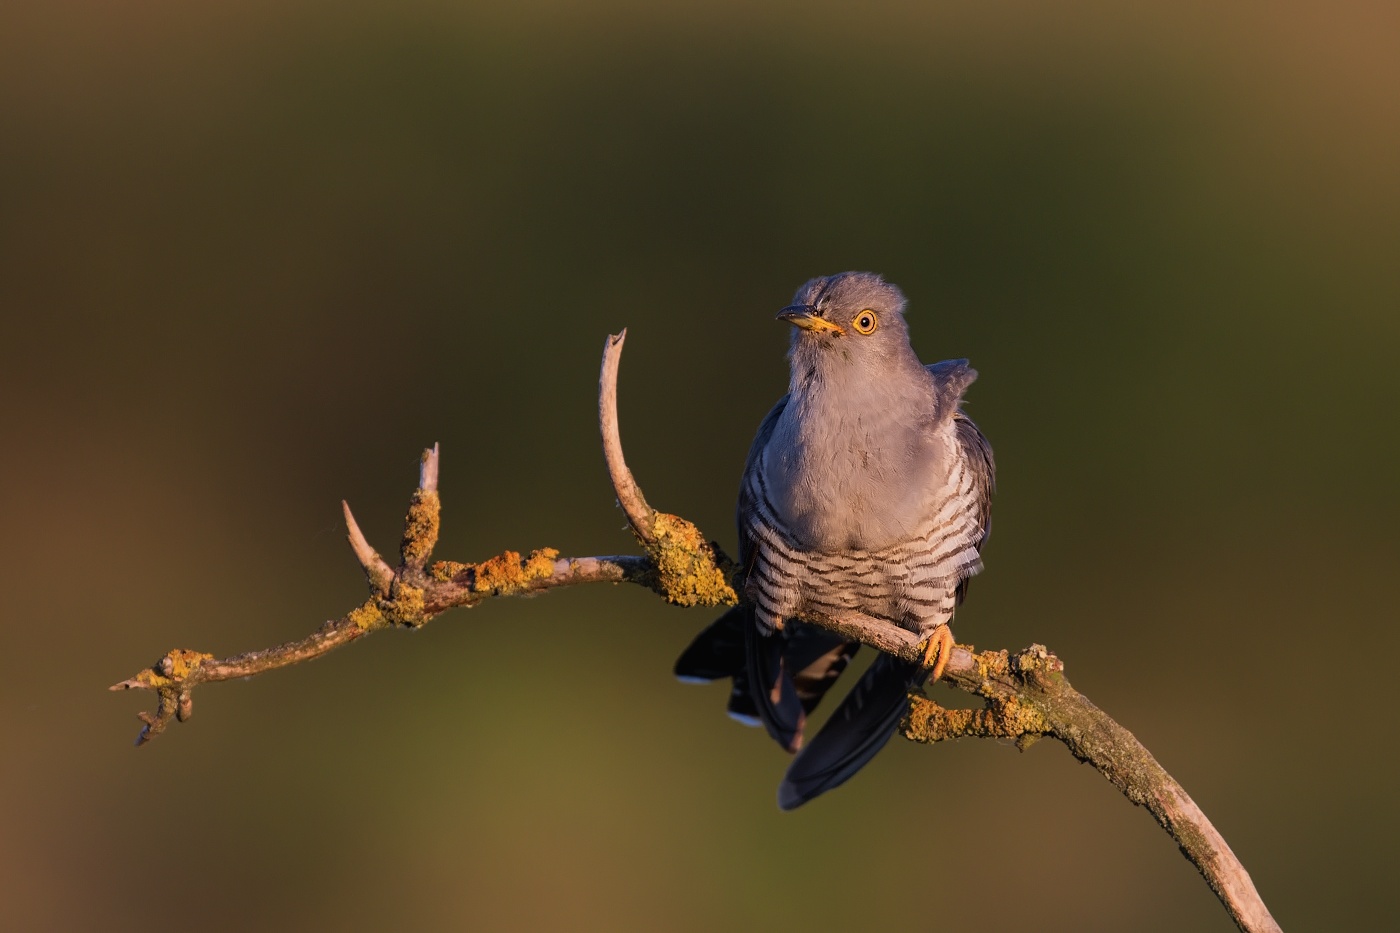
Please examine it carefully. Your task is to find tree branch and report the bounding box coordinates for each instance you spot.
[831,619,1282,932]
[110,331,1279,933]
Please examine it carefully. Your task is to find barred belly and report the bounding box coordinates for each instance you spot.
[742,461,984,638]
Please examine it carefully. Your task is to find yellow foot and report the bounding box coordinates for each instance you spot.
[920,625,955,683]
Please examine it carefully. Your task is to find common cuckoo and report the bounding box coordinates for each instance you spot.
[675,271,995,809]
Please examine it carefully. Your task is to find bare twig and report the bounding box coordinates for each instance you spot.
[598,331,738,607]
[110,330,1278,933]
[418,441,439,494]
[599,329,656,542]
[342,500,394,596]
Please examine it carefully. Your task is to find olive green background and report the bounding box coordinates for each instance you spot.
[2,2,1396,930]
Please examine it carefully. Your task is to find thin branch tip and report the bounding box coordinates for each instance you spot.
[419,443,440,493]
[599,328,655,543]
[342,500,394,595]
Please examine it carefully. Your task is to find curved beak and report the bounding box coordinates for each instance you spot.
[777,304,845,335]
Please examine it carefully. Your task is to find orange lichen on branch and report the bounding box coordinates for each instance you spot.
[645,511,737,608]
[903,645,1066,746]
[380,580,427,627]
[470,548,561,596]
[430,560,471,583]
[122,648,216,690]
[400,489,441,568]
[347,601,386,631]
[902,692,1050,745]
[1008,642,1067,685]
[944,645,1065,695]
[108,648,217,745]
[972,647,1010,681]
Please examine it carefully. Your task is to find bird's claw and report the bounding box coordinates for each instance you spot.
[920,625,954,683]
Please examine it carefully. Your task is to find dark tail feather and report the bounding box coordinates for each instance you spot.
[787,631,859,715]
[731,626,855,731]
[674,606,747,682]
[745,617,806,753]
[725,671,761,726]
[777,654,925,810]
[675,609,853,749]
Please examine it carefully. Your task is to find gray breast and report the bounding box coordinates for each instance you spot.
[742,432,985,638]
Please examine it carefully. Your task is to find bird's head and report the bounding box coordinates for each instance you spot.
[779,272,915,382]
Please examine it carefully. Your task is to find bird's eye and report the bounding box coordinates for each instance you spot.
[852,311,878,335]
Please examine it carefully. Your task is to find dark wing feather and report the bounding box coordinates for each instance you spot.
[731,395,814,750]
[735,395,789,570]
[675,395,818,750]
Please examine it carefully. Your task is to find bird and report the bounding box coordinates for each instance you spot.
[674,271,995,810]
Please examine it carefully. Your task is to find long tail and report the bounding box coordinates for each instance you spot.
[777,653,925,810]
[743,613,806,752]
[675,608,859,752]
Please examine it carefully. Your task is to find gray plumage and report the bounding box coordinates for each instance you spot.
[676,271,995,809]
[743,274,991,638]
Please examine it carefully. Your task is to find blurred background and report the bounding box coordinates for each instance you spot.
[2,1,1396,930]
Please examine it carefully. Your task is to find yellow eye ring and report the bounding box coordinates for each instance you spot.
[852,310,878,335]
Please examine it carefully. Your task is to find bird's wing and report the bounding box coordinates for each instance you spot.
[673,394,811,751]
[735,394,789,570]
[926,357,979,423]
[952,410,996,602]
[674,393,789,686]
[927,360,996,602]
[952,410,995,549]
[735,393,834,751]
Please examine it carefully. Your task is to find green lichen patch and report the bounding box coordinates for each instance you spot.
[645,512,737,608]
[470,548,560,596]
[400,490,441,566]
